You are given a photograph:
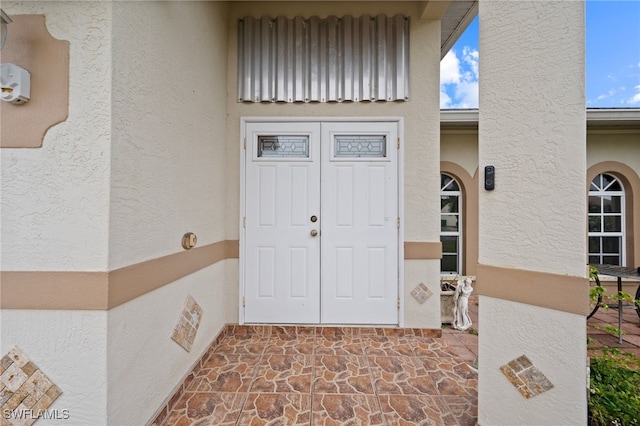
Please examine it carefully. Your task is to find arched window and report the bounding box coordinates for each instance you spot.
[589,173,625,265]
[441,174,462,273]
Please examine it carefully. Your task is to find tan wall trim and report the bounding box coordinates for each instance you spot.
[1,240,239,310]
[0,15,69,148]
[441,162,479,275]
[0,272,109,310]
[587,162,640,267]
[404,242,442,259]
[475,264,589,316]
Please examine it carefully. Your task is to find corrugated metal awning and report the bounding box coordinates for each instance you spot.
[238,15,410,103]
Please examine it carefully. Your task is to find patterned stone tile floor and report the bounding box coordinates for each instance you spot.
[156,296,640,425]
[156,298,480,426]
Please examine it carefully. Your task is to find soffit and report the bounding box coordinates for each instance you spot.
[440,0,478,59]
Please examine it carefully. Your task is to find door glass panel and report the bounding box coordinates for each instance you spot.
[588,215,601,232]
[589,236,600,253]
[334,135,386,157]
[258,135,309,157]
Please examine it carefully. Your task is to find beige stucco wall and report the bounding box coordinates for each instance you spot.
[0,2,113,424]
[587,131,640,173]
[440,130,478,178]
[107,2,231,424]
[0,1,112,271]
[225,1,443,327]
[477,1,587,424]
[442,128,640,273]
[109,0,230,269]
[1,2,232,424]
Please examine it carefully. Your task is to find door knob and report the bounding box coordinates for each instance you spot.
[310,229,318,237]
[310,215,318,223]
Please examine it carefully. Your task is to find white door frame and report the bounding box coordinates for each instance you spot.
[239,117,405,326]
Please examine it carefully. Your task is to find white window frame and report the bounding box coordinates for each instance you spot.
[588,173,626,266]
[440,173,462,274]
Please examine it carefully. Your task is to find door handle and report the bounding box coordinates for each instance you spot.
[310,229,318,237]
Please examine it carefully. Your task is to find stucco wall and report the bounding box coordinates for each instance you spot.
[443,129,640,180]
[0,2,112,424]
[0,1,112,271]
[1,1,232,424]
[0,310,108,425]
[107,265,227,425]
[107,2,231,424]
[440,130,478,178]
[225,1,443,327]
[477,1,587,424]
[588,131,640,173]
[478,297,588,425]
[109,0,230,269]
[440,128,640,274]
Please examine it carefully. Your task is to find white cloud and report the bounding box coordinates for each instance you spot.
[440,50,461,85]
[628,85,640,105]
[440,90,453,108]
[597,89,616,100]
[440,48,479,109]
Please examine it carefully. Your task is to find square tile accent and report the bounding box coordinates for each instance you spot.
[500,355,554,399]
[171,295,203,352]
[0,346,62,425]
[410,283,433,304]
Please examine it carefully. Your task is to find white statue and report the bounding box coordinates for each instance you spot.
[453,277,473,330]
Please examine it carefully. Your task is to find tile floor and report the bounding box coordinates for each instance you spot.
[156,295,640,425]
[156,296,479,426]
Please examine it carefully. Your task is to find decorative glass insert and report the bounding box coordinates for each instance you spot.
[257,135,309,158]
[440,174,462,274]
[588,173,625,265]
[334,135,386,158]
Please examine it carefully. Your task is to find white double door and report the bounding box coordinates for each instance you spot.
[243,121,398,324]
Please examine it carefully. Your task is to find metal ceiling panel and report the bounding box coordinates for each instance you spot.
[238,15,410,103]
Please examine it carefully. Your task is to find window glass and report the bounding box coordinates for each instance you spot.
[588,173,625,266]
[441,255,458,273]
[603,196,621,213]
[441,196,459,213]
[588,196,601,213]
[440,174,462,274]
[604,216,622,232]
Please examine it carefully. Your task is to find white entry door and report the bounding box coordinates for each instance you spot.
[243,121,398,325]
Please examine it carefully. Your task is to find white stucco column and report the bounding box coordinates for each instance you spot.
[477,1,588,424]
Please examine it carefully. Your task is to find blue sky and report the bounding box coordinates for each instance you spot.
[440,1,640,109]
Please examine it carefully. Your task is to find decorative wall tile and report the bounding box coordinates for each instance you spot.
[500,355,554,399]
[410,283,433,304]
[0,347,62,425]
[172,295,203,352]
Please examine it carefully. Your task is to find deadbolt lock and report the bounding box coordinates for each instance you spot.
[310,215,317,222]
